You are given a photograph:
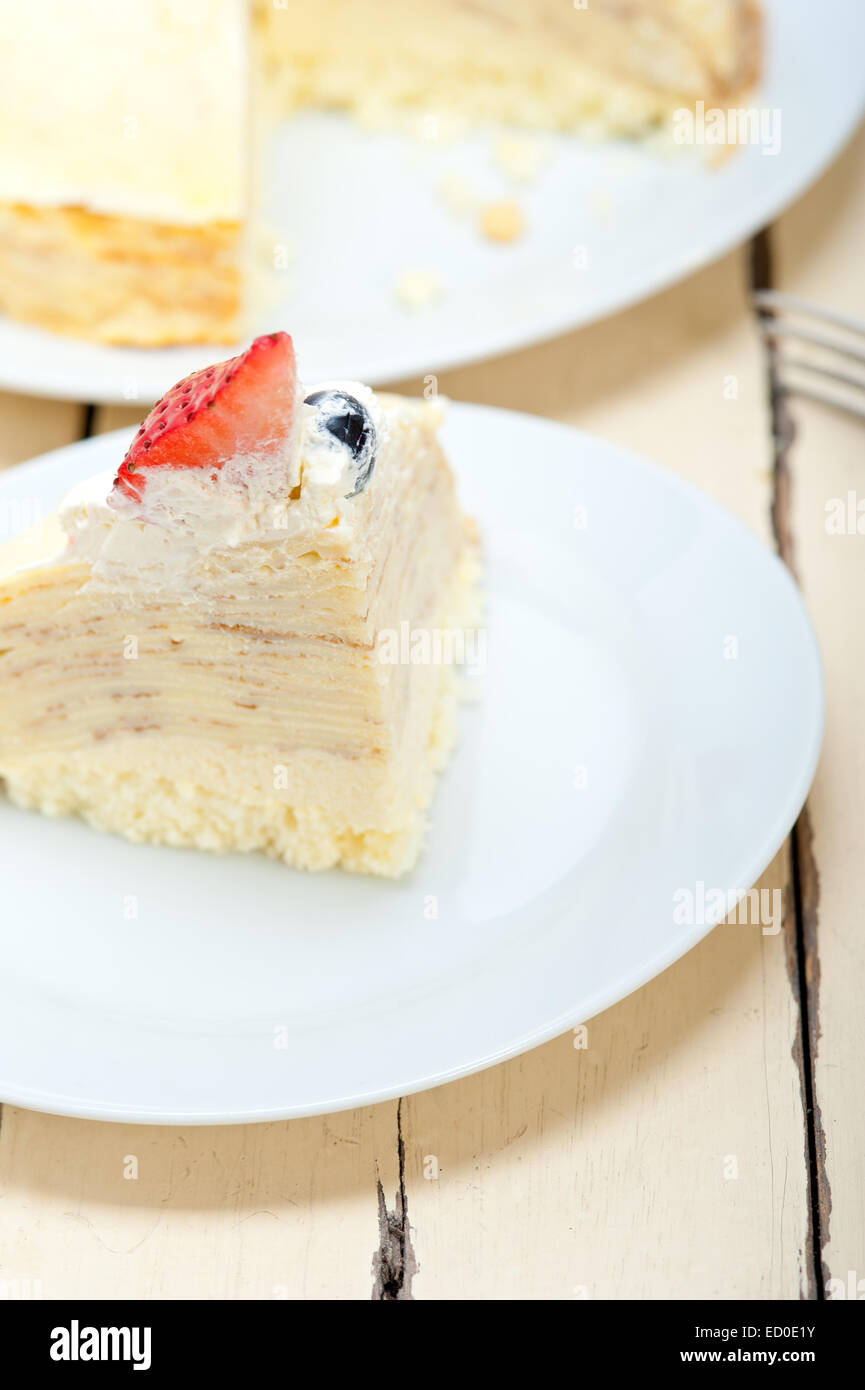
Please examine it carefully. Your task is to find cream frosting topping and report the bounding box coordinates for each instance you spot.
[55,380,391,597]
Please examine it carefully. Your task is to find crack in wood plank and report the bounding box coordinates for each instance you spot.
[371,1100,417,1300]
[750,227,830,1301]
[790,812,830,1296]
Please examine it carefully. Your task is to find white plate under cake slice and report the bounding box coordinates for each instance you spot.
[0,406,823,1122]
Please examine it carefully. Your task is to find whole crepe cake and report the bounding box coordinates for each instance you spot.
[0,0,761,344]
[0,332,481,876]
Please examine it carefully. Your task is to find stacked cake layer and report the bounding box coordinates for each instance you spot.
[0,0,248,343]
[258,0,760,134]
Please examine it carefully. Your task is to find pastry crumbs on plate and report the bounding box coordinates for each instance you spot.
[479,200,525,244]
[394,269,444,309]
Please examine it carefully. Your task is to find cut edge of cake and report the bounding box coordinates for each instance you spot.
[0,532,481,877]
[256,0,763,137]
[0,205,243,346]
[0,0,249,346]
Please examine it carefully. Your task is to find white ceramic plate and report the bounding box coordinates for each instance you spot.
[0,0,863,404]
[0,405,822,1123]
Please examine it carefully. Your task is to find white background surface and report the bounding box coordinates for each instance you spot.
[0,405,823,1122]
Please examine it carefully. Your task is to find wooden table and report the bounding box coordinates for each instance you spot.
[1,126,863,1303]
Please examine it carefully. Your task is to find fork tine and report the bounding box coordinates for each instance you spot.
[750,291,865,419]
[754,316,865,367]
[781,356,865,396]
[752,290,865,339]
[776,380,865,424]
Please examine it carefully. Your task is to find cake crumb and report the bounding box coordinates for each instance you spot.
[479,200,525,244]
[394,269,444,310]
[493,136,546,184]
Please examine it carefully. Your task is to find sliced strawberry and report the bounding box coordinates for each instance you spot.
[113,332,297,501]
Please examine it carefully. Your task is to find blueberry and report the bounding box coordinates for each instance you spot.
[304,390,377,498]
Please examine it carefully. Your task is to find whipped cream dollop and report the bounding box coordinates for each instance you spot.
[57,380,387,596]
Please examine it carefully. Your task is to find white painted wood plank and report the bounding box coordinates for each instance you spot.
[0,1105,400,1300]
[0,390,81,471]
[774,122,865,1297]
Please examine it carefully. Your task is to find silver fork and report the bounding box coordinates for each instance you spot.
[753,290,865,423]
